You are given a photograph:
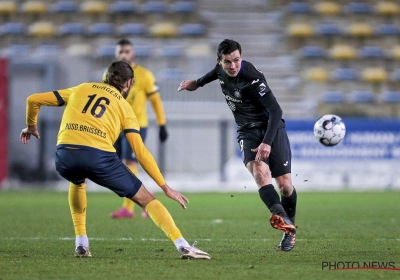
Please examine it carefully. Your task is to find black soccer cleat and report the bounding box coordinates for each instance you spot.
[279,231,296,251]
[269,214,296,251]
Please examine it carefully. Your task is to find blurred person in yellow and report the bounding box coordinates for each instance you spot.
[19,60,210,259]
[106,39,168,219]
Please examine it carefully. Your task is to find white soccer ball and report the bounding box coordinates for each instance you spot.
[313,114,346,146]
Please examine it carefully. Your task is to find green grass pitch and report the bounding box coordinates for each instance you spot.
[0,190,399,279]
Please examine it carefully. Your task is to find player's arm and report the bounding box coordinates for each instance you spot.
[147,92,168,142]
[178,64,219,91]
[125,131,165,186]
[20,91,64,144]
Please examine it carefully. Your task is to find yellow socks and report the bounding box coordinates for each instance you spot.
[145,199,183,242]
[68,182,87,236]
[121,164,139,212]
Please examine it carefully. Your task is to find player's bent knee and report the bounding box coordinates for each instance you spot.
[130,185,155,208]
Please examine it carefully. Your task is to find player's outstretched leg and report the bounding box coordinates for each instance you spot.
[134,186,211,259]
[69,182,92,257]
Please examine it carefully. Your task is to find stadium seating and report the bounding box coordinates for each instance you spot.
[51,0,79,13]
[361,67,388,83]
[21,1,48,15]
[345,2,373,14]
[157,66,184,81]
[35,44,60,56]
[391,68,400,82]
[304,67,329,82]
[95,44,115,58]
[375,24,400,36]
[348,23,373,38]
[161,45,184,58]
[109,1,138,14]
[314,2,341,16]
[149,22,178,38]
[58,22,86,36]
[381,90,400,103]
[321,89,345,103]
[179,23,206,36]
[287,22,314,37]
[6,44,30,57]
[132,45,152,58]
[391,46,400,60]
[349,89,375,103]
[171,1,196,14]
[81,1,107,15]
[329,44,357,60]
[331,67,358,81]
[142,1,168,14]
[1,22,25,35]
[358,46,385,59]
[118,23,146,36]
[375,2,400,16]
[0,1,17,15]
[88,22,114,36]
[29,21,56,37]
[315,23,343,36]
[299,45,326,59]
[287,2,313,14]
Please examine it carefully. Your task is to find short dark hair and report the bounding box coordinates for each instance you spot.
[105,60,134,92]
[217,39,242,60]
[117,38,132,46]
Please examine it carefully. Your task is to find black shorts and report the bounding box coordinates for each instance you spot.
[237,127,292,178]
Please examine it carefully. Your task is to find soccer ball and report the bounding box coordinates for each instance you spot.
[313,114,346,146]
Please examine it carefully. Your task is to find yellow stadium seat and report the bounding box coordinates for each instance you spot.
[21,1,48,14]
[149,22,178,38]
[329,44,357,60]
[391,45,400,60]
[81,1,108,14]
[375,2,400,16]
[287,23,314,37]
[361,67,388,83]
[348,23,373,37]
[29,21,56,37]
[304,67,329,82]
[0,1,17,14]
[314,2,341,15]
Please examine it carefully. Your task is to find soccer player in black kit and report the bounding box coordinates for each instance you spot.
[178,39,297,251]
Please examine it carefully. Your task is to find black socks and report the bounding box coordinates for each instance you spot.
[281,188,297,224]
[258,184,286,216]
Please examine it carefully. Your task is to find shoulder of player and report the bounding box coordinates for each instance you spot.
[242,61,265,78]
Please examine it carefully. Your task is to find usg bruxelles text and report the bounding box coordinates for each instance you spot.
[322,261,395,270]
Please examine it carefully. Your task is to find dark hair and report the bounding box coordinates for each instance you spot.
[217,39,242,60]
[117,38,132,46]
[105,61,134,92]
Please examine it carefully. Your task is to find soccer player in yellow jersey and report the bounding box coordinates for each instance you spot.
[108,39,168,219]
[20,61,210,259]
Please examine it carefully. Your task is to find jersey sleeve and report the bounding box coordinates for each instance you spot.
[144,70,159,95]
[101,69,107,82]
[125,132,166,186]
[254,81,283,145]
[26,89,71,125]
[196,64,219,87]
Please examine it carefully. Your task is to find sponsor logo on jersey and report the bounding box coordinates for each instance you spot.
[225,94,242,103]
[234,88,242,99]
[258,83,266,97]
[251,79,259,85]
[227,100,236,111]
[219,79,224,84]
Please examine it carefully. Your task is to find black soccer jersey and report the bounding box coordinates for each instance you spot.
[196,61,285,145]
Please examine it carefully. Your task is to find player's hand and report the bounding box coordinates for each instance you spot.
[251,143,271,162]
[178,80,199,92]
[159,125,168,143]
[20,125,40,144]
[160,183,189,209]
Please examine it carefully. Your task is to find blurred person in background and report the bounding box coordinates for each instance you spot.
[106,39,168,219]
[20,60,210,259]
[178,39,297,252]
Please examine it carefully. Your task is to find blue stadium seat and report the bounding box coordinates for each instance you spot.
[118,23,146,36]
[6,44,30,57]
[133,45,152,58]
[331,67,358,81]
[141,1,168,13]
[315,23,342,36]
[287,2,313,14]
[299,45,326,58]
[349,90,375,103]
[358,46,384,58]
[321,89,345,103]
[95,44,115,58]
[179,23,206,36]
[109,1,137,14]
[35,44,59,55]
[1,22,25,35]
[345,2,372,14]
[375,24,400,36]
[51,0,78,13]
[171,1,196,13]
[157,67,184,81]
[58,22,85,36]
[391,68,400,82]
[89,23,114,36]
[381,90,400,103]
[161,45,184,58]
